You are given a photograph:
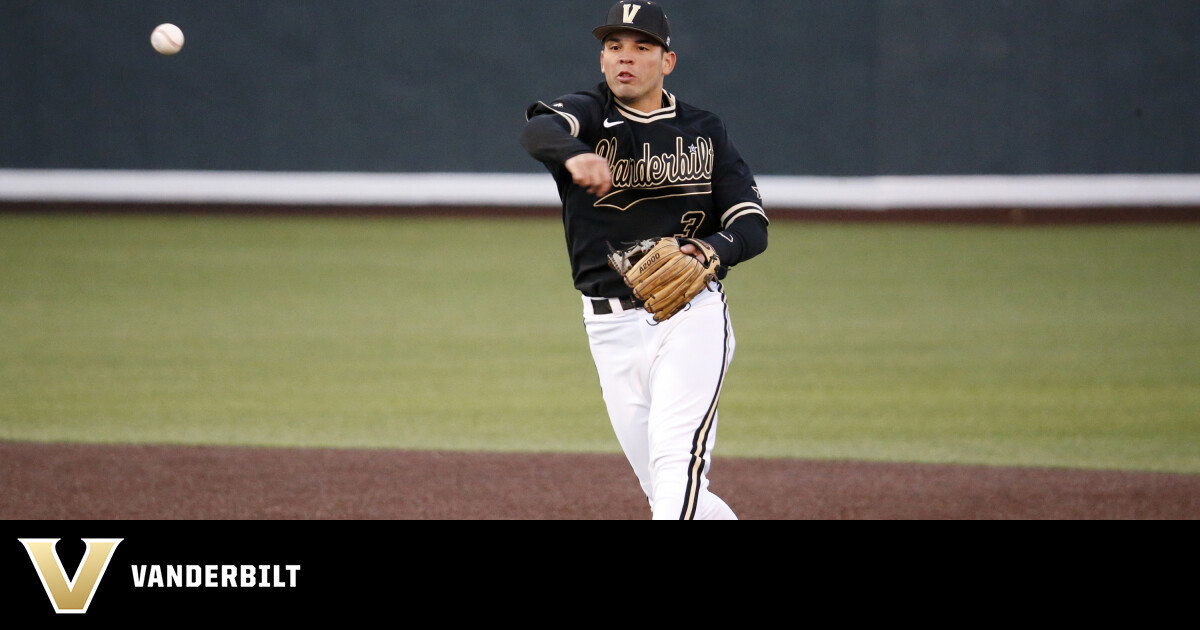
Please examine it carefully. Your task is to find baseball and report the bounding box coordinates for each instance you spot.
[150,23,185,55]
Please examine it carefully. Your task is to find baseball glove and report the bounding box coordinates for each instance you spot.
[607,237,721,322]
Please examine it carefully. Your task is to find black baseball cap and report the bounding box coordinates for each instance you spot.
[592,1,672,50]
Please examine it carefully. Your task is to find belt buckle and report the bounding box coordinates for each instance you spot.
[590,297,616,315]
[588,296,641,316]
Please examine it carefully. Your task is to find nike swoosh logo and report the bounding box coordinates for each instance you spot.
[720,233,735,243]
[603,119,625,128]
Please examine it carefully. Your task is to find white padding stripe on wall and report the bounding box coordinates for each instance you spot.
[2,170,1199,209]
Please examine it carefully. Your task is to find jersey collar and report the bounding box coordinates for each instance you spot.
[614,90,677,124]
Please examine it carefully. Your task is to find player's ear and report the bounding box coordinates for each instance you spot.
[661,50,677,76]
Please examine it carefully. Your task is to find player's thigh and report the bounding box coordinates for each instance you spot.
[652,289,735,403]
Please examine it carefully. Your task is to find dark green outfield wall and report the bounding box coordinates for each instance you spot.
[2,1,1197,176]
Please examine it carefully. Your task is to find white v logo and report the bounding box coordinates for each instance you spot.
[20,538,123,614]
[623,4,642,23]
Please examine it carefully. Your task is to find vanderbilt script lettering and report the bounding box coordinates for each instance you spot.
[596,137,714,191]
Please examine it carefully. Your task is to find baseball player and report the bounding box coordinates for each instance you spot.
[520,1,769,520]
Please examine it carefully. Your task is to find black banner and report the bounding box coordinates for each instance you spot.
[1,521,568,621]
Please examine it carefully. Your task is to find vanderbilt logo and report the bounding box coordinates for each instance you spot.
[593,136,715,211]
[597,136,714,190]
[19,538,123,614]
[623,3,642,23]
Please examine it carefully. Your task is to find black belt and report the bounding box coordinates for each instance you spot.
[590,296,642,315]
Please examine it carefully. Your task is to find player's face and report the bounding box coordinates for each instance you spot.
[601,31,676,112]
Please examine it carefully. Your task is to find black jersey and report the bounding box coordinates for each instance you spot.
[523,82,768,299]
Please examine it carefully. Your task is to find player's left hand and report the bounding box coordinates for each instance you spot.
[679,241,709,263]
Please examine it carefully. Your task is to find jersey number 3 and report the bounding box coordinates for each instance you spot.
[676,211,706,239]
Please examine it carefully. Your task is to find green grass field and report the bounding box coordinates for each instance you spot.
[1,213,1197,473]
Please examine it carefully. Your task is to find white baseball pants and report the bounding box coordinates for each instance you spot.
[583,284,738,520]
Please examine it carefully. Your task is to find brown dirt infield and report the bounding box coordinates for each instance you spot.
[2,441,1197,520]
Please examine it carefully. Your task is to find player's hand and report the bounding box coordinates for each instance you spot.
[679,241,708,263]
[565,153,613,197]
